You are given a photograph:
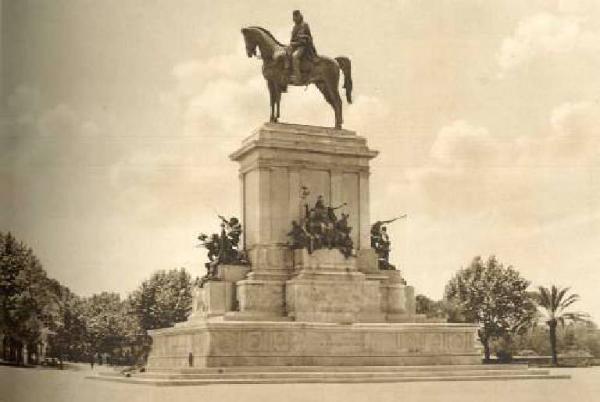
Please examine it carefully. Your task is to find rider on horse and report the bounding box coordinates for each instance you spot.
[286,10,317,85]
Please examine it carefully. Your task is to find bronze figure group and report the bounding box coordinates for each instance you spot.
[287,195,354,257]
[197,215,247,284]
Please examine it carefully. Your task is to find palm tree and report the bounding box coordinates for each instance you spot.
[535,285,589,366]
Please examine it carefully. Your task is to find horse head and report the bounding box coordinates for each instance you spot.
[241,26,284,60]
[240,27,258,58]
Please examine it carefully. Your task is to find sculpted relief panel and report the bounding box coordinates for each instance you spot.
[211,330,241,355]
[206,328,472,357]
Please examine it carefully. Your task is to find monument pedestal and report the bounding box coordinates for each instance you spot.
[146,123,480,369]
[147,321,480,369]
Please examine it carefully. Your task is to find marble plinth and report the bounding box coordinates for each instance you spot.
[186,265,250,322]
[146,321,481,369]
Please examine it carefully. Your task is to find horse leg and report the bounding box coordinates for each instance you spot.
[273,83,281,121]
[316,81,334,110]
[332,88,343,129]
[276,89,281,120]
[330,68,344,129]
[324,82,343,129]
[267,80,276,122]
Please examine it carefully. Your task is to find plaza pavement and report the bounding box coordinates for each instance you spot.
[1,364,599,402]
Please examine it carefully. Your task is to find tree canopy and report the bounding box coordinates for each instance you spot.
[1,232,61,362]
[445,255,538,360]
[127,268,192,332]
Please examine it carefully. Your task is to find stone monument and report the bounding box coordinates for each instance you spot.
[145,122,481,369]
[90,18,569,385]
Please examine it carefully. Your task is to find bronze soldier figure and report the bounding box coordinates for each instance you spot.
[219,215,242,248]
[197,233,220,263]
[287,220,310,252]
[370,215,406,270]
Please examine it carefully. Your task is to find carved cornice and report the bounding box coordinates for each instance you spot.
[230,122,379,162]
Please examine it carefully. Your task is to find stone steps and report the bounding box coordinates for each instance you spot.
[115,369,551,380]
[87,364,570,385]
[146,363,528,373]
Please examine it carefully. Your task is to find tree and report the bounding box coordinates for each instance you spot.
[128,268,192,331]
[415,294,465,322]
[126,268,192,360]
[511,325,552,356]
[416,294,438,317]
[535,285,590,366]
[82,292,129,357]
[445,256,537,361]
[46,281,87,363]
[0,232,59,364]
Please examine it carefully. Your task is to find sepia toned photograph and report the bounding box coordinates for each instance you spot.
[1,1,599,401]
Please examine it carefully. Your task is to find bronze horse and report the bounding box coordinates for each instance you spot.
[241,26,353,129]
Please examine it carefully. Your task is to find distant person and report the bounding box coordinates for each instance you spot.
[90,355,94,369]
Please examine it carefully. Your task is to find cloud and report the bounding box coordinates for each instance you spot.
[429,120,501,167]
[6,85,42,121]
[38,104,81,138]
[497,13,600,71]
[406,120,517,220]
[2,86,117,169]
[558,0,596,15]
[402,97,600,224]
[515,100,600,165]
[548,101,600,160]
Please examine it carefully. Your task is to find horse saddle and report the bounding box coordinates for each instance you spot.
[275,49,318,83]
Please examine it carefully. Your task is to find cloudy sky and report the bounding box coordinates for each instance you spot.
[2,0,599,320]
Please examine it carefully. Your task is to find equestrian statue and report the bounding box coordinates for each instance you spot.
[241,10,353,129]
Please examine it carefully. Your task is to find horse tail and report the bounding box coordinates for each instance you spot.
[335,56,353,104]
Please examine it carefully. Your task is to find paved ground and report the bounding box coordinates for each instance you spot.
[1,364,599,402]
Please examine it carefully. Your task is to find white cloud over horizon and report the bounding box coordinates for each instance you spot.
[498,12,600,71]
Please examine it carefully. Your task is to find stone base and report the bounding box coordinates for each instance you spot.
[186,265,251,323]
[186,282,233,322]
[286,249,371,323]
[147,321,481,369]
[234,279,287,317]
[217,264,251,282]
